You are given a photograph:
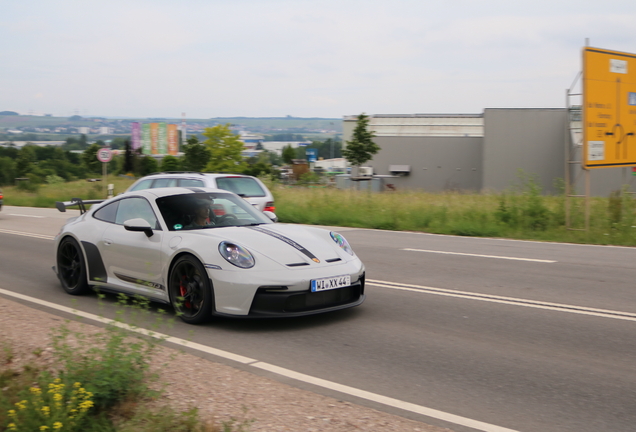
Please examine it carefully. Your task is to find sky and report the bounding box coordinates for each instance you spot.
[2,0,636,119]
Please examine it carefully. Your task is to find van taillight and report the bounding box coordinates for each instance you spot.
[264,202,275,212]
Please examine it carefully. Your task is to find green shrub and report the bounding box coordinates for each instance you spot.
[50,295,161,411]
[0,294,253,432]
[45,175,65,185]
[16,179,39,193]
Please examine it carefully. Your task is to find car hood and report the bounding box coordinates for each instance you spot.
[187,223,350,266]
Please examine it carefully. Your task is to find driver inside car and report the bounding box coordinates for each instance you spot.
[185,197,214,228]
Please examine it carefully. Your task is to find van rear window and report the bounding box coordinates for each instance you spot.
[215,177,265,197]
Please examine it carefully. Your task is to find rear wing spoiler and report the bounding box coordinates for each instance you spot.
[55,198,105,214]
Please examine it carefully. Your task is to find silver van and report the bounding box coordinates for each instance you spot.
[126,173,275,212]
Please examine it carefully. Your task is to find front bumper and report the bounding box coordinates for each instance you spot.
[245,273,365,317]
[207,259,365,317]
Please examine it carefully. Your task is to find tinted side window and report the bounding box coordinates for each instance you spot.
[115,197,159,229]
[129,179,154,191]
[153,178,177,188]
[93,201,119,223]
[178,179,205,188]
[215,177,265,197]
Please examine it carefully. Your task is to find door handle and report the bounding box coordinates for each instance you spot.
[104,238,113,246]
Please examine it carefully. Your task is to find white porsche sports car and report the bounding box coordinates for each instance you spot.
[53,187,365,324]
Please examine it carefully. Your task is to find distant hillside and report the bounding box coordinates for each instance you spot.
[0,115,343,142]
[201,117,342,132]
[0,115,342,134]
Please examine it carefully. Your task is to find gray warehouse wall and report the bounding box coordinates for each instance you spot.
[568,142,636,196]
[483,108,567,194]
[367,136,483,192]
[570,165,636,196]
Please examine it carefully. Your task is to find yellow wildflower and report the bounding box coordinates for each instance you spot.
[40,426,49,431]
[8,409,16,417]
[30,387,42,395]
[41,406,50,416]
[53,422,63,430]
[79,400,94,412]
[7,423,17,431]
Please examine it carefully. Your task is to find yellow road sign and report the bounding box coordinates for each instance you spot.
[583,47,636,169]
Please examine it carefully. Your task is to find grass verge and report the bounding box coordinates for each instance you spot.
[0,294,253,432]
[4,176,636,246]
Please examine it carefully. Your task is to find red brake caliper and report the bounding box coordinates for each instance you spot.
[180,277,191,308]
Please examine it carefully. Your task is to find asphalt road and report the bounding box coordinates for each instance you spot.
[1,205,635,432]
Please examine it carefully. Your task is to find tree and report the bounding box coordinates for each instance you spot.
[202,124,246,172]
[123,140,134,174]
[321,138,342,159]
[16,145,37,177]
[281,144,296,165]
[160,154,180,172]
[81,143,103,174]
[342,113,379,167]
[0,157,16,185]
[181,136,211,172]
[139,155,159,176]
[263,149,282,166]
[0,146,19,159]
[243,152,272,177]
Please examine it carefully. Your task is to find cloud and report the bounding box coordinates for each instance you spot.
[2,0,636,117]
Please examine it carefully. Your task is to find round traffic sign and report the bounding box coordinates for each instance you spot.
[97,148,112,163]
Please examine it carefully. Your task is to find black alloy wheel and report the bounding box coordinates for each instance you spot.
[169,255,212,324]
[57,237,89,295]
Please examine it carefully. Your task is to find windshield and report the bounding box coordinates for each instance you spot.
[156,192,273,231]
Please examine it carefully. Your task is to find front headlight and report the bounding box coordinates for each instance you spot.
[218,241,255,268]
[330,232,354,256]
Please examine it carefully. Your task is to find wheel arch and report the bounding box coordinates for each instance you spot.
[167,252,216,314]
[56,234,91,295]
[56,234,87,275]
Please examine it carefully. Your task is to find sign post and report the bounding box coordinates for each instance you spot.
[569,46,636,231]
[97,148,113,195]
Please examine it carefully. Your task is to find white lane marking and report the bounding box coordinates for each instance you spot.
[2,227,631,322]
[0,287,519,432]
[8,213,46,218]
[0,288,257,363]
[367,279,636,322]
[402,248,557,263]
[0,228,55,240]
[360,227,636,250]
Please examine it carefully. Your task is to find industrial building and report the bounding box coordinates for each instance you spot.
[342,109,635,196]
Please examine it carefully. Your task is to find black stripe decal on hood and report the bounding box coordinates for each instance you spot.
[248,226,320,263]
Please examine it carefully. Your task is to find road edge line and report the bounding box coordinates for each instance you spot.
[0,287,519,432]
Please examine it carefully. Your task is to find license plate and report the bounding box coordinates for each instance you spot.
[311,275,351,292]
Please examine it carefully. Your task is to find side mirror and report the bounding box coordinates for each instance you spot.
[124,218,154,237]
[263,211,278,223]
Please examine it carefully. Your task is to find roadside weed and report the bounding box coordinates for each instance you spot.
[0,295,254,431]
